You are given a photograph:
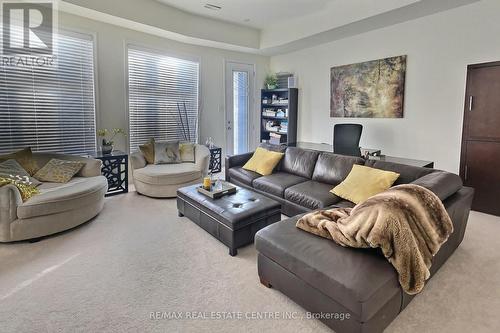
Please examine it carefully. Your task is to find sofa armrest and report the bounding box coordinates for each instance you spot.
[130,152,147,170]
[225,152,253,180]
[0,184,22,238]
[195,145,210,176]
[225,152,253,169]
[411,171,463,201]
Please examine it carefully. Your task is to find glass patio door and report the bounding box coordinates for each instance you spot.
[225,61,254,155]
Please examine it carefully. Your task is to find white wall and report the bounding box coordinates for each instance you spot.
[270,0,500,173]
[58,12,269,155]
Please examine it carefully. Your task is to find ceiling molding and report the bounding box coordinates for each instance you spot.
[61,0,260,49]
[59,1,262,54]
[59,0,480,57]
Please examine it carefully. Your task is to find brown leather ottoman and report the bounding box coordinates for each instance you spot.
[177,184,281,256]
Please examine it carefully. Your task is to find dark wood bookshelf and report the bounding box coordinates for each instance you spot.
[260,88,298,145]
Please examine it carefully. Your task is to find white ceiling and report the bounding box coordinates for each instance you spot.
[63,0,481,55]
[156,0,420,30]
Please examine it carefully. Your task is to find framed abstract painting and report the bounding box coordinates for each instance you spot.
[330,55,406,118]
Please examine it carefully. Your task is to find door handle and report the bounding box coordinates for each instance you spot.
[468,96,473,111]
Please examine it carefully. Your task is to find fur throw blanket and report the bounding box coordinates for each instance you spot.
[296,184,453,295]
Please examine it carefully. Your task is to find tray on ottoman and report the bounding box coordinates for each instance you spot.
[177,183,281,256]
[196,181,236,199]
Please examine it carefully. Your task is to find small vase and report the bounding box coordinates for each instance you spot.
[102,144,113,154]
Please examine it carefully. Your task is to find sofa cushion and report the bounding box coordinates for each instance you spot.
[255,217,401,322]
[284,181,341,210]
[364,160,433,185]
[282,147,319,178]
[134,163,201,185]
[252,172,308,198]
[312,152,365,185]
[228,167,261,186]
[259,142,287,153]
[17,176,107,219]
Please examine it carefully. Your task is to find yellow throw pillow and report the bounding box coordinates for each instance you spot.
[243,147,284,176]
[0,176,40,201]
[139,138,155,164]
[34,158,85,183]
[331,165,400,204]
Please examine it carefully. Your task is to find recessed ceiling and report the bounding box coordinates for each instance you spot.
[156,0,420,29]
[62,0,481,55]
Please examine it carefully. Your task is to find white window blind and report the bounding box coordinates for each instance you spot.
[128,47,199,152]
[0,31,97,155]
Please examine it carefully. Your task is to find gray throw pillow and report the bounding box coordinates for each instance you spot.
[154,141,182,164]
[0,159,42,186]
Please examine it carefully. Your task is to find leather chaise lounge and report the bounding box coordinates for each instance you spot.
[226,146,473,332]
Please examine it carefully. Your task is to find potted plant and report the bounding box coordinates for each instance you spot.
[264,73,278,90]
[97,128,126,154]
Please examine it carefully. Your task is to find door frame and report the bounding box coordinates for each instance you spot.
[224,60,256,156]
[459,60,500,183]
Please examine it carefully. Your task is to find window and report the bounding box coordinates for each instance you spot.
[0,32,97,155]
[233,71,249,155]
[127,47,199,152]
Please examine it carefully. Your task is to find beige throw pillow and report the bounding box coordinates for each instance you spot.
[139,138,155,164]
[0,159,42,186]
[34,158,85,183]
[179,142,195,163]
[0,147,38,176]
[154,141,181,164]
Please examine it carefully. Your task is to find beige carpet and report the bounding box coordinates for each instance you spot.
[0,191,499,332]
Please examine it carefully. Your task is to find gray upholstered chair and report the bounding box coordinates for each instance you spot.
[0,153,108,242]
[130,144,210,198]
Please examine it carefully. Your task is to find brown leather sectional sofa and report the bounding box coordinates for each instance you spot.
[225,146,474,333]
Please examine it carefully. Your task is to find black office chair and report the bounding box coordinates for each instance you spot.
[333,124,363,157]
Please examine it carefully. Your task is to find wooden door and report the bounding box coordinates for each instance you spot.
[460,61,500,216]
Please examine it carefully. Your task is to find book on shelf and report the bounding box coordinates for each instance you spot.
[269,132,282,145]
[276,109,286,118]
[265,120,280,132]
[262,109,277,117]
[280,121,288,132]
